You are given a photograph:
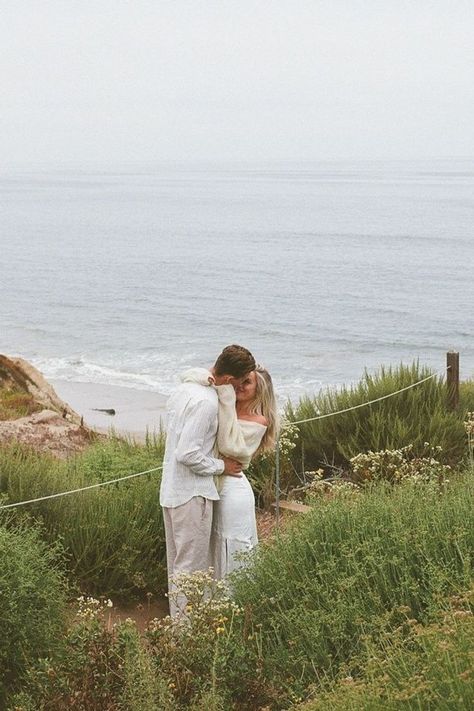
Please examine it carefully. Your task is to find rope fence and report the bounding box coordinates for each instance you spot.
[288,371,443,426]
[0,465,163,511]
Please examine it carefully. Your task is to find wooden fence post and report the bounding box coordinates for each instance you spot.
[446,351,459,411]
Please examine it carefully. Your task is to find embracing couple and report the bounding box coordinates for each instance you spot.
[159,344,278,615]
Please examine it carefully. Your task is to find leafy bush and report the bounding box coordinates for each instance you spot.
[233,474,474,704]
[10,579,267,711]
[0,522,67,704]
[286,363,474,476]
[299,444,452,504]
[8,597,175,711]
[0,436,166,600]
[349,443,452,485]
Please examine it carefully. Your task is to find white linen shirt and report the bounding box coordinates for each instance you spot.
[159,370,225,508]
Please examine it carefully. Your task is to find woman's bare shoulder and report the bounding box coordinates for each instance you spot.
[239,413,268,426]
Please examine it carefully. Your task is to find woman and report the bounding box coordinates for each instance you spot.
[212,365,278,579]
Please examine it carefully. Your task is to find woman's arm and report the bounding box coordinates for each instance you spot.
[215,385,254,468]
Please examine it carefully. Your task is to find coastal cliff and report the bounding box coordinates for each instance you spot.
[0,354,97,457]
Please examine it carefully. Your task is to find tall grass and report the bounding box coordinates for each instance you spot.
[286,362,474,473]
[233,474,474,702]
[298,591,474,710]
[0,388,41,420]
[0,436,166,600]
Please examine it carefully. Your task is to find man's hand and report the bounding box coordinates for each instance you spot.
[222,457,243,477]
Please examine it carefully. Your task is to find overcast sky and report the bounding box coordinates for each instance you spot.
[2,0,474,166]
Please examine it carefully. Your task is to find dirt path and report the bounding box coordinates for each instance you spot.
[109,597,170,632]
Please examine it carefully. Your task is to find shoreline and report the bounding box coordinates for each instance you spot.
[50,380,167,440]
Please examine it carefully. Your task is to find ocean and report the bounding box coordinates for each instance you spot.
[1,160,473,404]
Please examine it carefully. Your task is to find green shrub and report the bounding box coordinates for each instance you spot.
[465,410,474,472]
[146,571,270,710]
[8,476,473,710]
[286,363,473,476]
[249,364,474,507]
[0,523,67,704]
[233,475,474,704]
[247,421,299,508]
[8,597,175,711]
[349,443,452,485]
[460,378,474,414]
[297,589,474,710]
[0,436,166,600]
[10,585,255,711]
[300,444,452,503]
[120,620,176,711]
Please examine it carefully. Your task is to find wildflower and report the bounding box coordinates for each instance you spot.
[437,640,452,651]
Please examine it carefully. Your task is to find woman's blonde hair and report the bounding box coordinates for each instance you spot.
[248,365,279,453]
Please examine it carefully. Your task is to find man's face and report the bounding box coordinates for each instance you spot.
[214,373,249,390]
[228,375,245,390]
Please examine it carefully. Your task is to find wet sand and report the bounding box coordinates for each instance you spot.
[51,380,167,439]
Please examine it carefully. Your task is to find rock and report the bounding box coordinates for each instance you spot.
[0,409,98,459]
[30,409,60,424]
[0,354,81,424]
[0,355,100,457]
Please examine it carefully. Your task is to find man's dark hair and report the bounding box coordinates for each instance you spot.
[214,344,256,378]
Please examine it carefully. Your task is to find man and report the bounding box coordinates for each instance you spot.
[160,344,256,615]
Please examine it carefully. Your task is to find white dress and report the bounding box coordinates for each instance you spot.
[211,385,266,579]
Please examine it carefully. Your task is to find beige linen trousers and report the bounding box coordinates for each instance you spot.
[163,495,213,616]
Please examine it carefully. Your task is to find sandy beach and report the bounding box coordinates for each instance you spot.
[51,380,167,439]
